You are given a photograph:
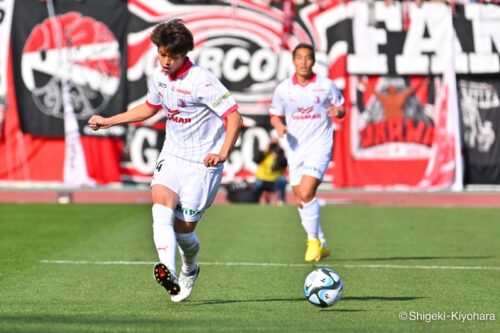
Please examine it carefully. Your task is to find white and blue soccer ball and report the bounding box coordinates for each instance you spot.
[304,268,343,308]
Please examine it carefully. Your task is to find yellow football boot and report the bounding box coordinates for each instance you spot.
[305,239,321,262]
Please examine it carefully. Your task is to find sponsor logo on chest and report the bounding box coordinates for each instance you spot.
[167,108,191,124]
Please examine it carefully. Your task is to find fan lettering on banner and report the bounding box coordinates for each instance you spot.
[360,119,434,149]
[197,47,280,84]
[348,1,500,75]
[465,5,500,74]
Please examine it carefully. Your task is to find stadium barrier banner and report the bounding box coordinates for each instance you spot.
[1,0,499,186]
[333,75,432,188]
[333,4,466,189]
[123,0,497,187]
[459,77,500,184]
[1,0,128,183]
[333,1,499,187]
[11,0,128,138]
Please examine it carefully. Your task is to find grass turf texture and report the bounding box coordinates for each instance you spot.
[0,204,499,333]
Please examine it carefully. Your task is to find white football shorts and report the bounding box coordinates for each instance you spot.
[151,156,222,222]
[288,150,331,187]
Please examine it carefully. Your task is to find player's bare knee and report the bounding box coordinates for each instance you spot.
[298,190,315,203]
[151,185,178,209]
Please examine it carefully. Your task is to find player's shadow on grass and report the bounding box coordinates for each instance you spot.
[333,255,494,261]
[0,315,177,326]
[317,296,423,312]
[193,297,304,306]
[194,296,422,306]
[323,309,367,312]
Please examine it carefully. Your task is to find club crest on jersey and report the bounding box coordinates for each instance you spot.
[298,106,314,114]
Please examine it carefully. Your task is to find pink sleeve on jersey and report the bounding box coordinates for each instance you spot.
[221,104,238,119]
[146,100,162,109]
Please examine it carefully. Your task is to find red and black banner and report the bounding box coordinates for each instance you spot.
[11,0,128,138]
[1,0,500,187]
[333,75,433,187]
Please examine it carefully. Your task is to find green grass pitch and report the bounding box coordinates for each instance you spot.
[0,203,499,332]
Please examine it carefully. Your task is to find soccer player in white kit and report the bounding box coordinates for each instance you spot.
[88,19,242,302]
[269,43,345,262]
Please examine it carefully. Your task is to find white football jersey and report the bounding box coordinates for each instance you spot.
[269,73,344,155]
[146,59,238,167]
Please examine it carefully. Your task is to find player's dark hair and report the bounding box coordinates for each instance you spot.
[292,43,315,62]
[150,19,194,55]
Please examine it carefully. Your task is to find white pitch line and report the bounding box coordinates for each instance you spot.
[39,260,310,267]
[39,260,500,271]
[342,264,500,271]
[40,260,155,265]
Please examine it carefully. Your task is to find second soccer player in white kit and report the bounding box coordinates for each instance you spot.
[269,43,345,262]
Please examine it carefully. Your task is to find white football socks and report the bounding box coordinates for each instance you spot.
[152,204,176,274]
[176,232,200,276]
[298,197,320,240]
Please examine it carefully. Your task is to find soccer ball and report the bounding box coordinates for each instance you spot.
[304,268,343,308]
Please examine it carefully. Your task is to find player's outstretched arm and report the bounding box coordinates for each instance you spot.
[88,103,159,131]
[204,110,243,167]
